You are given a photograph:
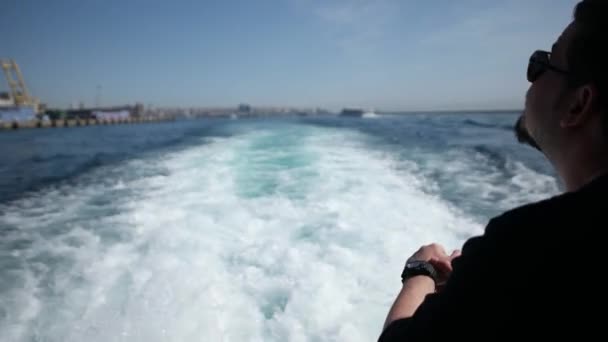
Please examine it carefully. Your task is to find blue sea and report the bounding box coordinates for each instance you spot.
[0,113,559,341]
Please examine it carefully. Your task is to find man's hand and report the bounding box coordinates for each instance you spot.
[408,244,461,290]
[383,243,461,330]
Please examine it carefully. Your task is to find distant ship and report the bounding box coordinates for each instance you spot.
[362,110,378,118]
[339,108,365,117]
[339,108,377,118]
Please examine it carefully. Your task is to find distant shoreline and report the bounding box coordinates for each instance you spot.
[377,109,522,115]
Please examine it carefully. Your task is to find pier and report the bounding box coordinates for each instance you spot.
[1,116,175,131]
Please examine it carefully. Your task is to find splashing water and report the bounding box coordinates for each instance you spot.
[0,115,559,341]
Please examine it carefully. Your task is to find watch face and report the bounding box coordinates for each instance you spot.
[406,260,427,268]
[402,260,437,284]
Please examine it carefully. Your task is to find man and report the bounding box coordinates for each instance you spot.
[380,0,607,340]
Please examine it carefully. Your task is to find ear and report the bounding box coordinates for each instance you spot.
[560,84,597,128]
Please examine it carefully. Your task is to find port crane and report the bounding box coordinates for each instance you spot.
[1,59,40,112]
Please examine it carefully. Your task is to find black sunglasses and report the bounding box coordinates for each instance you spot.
[527,50,569,83]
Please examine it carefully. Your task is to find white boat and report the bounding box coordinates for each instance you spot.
[362,110,378,118]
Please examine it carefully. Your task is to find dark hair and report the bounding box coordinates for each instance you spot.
[568,0,608,122]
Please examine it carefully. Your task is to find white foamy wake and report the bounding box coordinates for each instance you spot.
[1,123,496,341]
[405,146,560,221]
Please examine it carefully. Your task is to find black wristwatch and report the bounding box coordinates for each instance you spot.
[401,260,438,284]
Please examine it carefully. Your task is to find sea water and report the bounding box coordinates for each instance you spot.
[0,113,559,341]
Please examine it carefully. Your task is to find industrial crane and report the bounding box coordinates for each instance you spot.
[1,59,40,113]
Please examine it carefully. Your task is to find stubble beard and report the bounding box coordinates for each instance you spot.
[514,114,542,152]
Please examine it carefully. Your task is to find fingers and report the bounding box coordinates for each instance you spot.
[429,258,452,273]
[408,243,449,263]
[450,250,462,260]
[409,246,460,293]
[408,244,460,265]
[428,243,447,257]
[432,250,461,274]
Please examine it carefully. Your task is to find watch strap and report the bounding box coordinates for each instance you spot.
[401,260,438,284]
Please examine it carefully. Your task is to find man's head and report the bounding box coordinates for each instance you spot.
[515,0,608,159]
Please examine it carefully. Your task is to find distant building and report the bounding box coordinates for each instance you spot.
[134,103,144,117]
[238,103,252,113]
[65,109,95,120]
[92,109,130,121]
[0,106,36,122]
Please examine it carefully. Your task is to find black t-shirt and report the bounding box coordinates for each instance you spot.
[379,173,607,341]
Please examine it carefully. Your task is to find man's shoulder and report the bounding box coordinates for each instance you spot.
[484,174,607,239]
[490,192,569,227]
[455,187,583,278]
[490,175,608,227]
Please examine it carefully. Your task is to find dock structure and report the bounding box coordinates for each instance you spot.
[1,116,175,131]
[1,58,178,132]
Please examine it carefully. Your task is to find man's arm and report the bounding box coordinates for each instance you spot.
[382,244,460,329]
[379,218,512,341]
[383,276,435,330]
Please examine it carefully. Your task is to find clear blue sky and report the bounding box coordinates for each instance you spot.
[1,0,578,111]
